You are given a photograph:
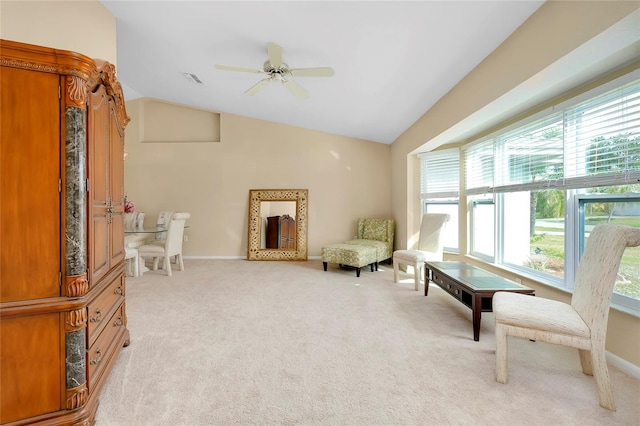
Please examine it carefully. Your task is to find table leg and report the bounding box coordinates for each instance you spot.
[424,267,430,296]
[472,294,482,341]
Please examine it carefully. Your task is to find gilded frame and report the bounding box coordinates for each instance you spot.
[247,189,308,261]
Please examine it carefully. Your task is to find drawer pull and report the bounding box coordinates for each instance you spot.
[114,316,124,327]
[90,309,102,323]
[90,348,102,365]
[447,284,451,289]
[454,289,459,295]
[114,286,123,295]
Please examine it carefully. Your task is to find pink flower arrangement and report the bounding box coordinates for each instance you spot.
[124,195,135,213]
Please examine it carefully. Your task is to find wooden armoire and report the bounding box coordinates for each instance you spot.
[0,40,130,425]
[266,215,296,249]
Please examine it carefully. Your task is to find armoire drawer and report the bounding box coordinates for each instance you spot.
[87,274,125,346]
[88,303,126,387]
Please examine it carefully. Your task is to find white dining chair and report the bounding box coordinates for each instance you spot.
[138,212,190,276]
[393,213,450,290]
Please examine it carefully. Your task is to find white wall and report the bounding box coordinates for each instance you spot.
[1,0,116,64]
[123,99,391,258]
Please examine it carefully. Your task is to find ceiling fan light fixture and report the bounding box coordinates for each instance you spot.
[182,72,203,84]
[215,42,333,99]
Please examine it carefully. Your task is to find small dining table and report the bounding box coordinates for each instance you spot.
[124,228,167,276]
[124,226,167,235]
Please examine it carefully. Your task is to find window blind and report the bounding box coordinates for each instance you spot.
[464,139,494,195]
[563,79,640,188]
[419,148,459,199]
[493,113,564,193]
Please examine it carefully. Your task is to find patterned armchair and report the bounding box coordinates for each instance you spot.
[345,218,395,263]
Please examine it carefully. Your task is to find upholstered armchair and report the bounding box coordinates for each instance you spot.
[493,224,640,410]
[345,218,395,264]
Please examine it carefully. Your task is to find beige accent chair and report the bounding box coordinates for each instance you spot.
[393,213,450,291]
[138,212,190,276]
[493,223,640,411]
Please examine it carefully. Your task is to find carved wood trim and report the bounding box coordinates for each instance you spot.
[65,274,89,297]
[87,61,131,131]
[65,308,88,332]
[0,39,95,80]
[0,39,130,129]
[66,384,88,410]
[66,75,87,107]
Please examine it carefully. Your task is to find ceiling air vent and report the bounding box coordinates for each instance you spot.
[182,72,203,84]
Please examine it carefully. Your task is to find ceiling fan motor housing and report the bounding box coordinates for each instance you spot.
[263,60,290,75]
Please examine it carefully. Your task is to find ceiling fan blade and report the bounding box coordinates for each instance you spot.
[244,78,271,96]
[266,42,283,68]
[215,64,262,73]
[282,79,309,99]
[289,67,335,77]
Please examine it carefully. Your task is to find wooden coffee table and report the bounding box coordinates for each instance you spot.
[424,261,534,341]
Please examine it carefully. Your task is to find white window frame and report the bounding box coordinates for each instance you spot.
[420,148,460,252]
[461,70,640,313]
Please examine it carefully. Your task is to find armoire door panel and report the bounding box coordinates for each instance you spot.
[89,86,111,284]
[110,212,125,264]
[88,87,109,206]
[0,313,63,424]
[0,67,61,302]
[109,99,124,207]
[91,215,109,283]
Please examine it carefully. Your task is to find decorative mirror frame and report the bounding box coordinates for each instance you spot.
[247,189,308,261]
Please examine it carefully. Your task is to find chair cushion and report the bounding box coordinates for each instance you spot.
[362,219,390,241]
[393,249,440,264]
[321,243,377,268]
[493,291,590,338]
[138,241,166,255]
[344,239,389,262]
[124,247,138,259]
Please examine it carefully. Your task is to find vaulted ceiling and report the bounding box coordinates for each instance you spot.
[100,1,547,144]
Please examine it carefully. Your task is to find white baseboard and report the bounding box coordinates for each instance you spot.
[183,256,244,260]
[607,351,640,379]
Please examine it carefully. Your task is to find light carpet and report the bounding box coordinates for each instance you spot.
[96,260,640,425]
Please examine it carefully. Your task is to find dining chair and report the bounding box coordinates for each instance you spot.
[155,211,174,241]
[493,223,640,410]
[137,212,190,276]
[393,213,450,290]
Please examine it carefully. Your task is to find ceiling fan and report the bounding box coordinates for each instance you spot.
[215,42,334,99]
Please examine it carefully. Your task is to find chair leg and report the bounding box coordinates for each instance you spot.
[393,259,400,283]
[132,255,139,277]
[152,257,160,270]
[495,323,509,384]
[163,256,172,276]
[589,347,616,410]
[578,349,593,375]
[413,262,420,291]
[177,254,185,271]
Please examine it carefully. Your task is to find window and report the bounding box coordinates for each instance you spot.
[462,71,640,311]
[470,196,494,260]
[424,200,459,252]
[578,193,640,311]
[420,148,459,252]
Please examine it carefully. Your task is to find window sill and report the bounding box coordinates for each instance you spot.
[445,253,640,319]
